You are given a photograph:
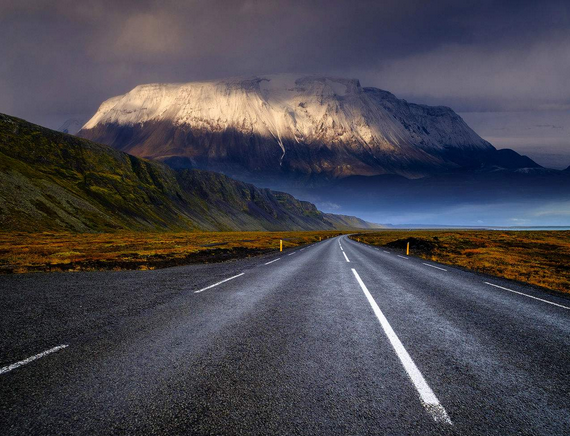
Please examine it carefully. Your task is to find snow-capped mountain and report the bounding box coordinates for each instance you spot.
[79,75,538,180]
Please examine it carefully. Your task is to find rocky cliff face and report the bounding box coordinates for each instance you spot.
[79,75,538,181]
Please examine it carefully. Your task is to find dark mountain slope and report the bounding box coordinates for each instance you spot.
[0,113,375,232]
[322,213,381,230]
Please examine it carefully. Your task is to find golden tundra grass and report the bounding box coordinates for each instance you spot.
[351,230,570,294]
[0,231,345,274]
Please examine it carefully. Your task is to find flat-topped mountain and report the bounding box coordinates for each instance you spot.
[79,75,538,181]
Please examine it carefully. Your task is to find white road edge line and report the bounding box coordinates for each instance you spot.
[288,252,296,256]
[397,255,409,259]
[343,251,350,263]
[264,258,281,265]
[351,269,452,425]
[423,263,447,272]
[383,251,390,254]
[0,345,68,375]
[484,282,570,310]
[194,273,245,294]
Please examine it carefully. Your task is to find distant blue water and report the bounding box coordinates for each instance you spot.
[485,227,570,231]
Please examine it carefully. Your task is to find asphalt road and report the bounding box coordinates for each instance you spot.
[1,235,569,435]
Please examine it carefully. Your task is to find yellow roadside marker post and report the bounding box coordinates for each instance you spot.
[280,240,283,252]
[407,242,410,255]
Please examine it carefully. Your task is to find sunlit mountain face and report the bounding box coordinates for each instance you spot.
[79,75,535,180]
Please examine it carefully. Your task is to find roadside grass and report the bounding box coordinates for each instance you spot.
[350,230,570,294]
[0,231,345,274]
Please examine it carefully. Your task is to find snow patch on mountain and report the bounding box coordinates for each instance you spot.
[83,74,493,160]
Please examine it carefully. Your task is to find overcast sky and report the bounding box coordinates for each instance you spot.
[1,0,569,167]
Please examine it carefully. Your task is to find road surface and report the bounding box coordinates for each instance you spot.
[1,235,569,435]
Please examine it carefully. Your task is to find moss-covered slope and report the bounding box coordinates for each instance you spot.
[0,113,368,232]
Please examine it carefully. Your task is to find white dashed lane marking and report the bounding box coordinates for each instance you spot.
[264,258,281,265]
[423,263,447,272]
[0,345,69,375]
[195,273,245,294]
[485,282,570,310]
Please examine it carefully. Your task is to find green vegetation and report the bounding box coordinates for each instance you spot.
[351,230,570,294]
[0,113,368,233]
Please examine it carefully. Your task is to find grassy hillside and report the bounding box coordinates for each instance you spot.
[0,113,368,232]
[350,230,570,294]
[323,213,384,230]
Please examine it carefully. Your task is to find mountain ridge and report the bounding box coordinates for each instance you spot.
[0,113,379,232]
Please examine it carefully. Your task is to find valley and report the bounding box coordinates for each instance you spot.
[2,3,570,435]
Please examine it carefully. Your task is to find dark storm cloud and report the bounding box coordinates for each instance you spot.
[1,0,569,125]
